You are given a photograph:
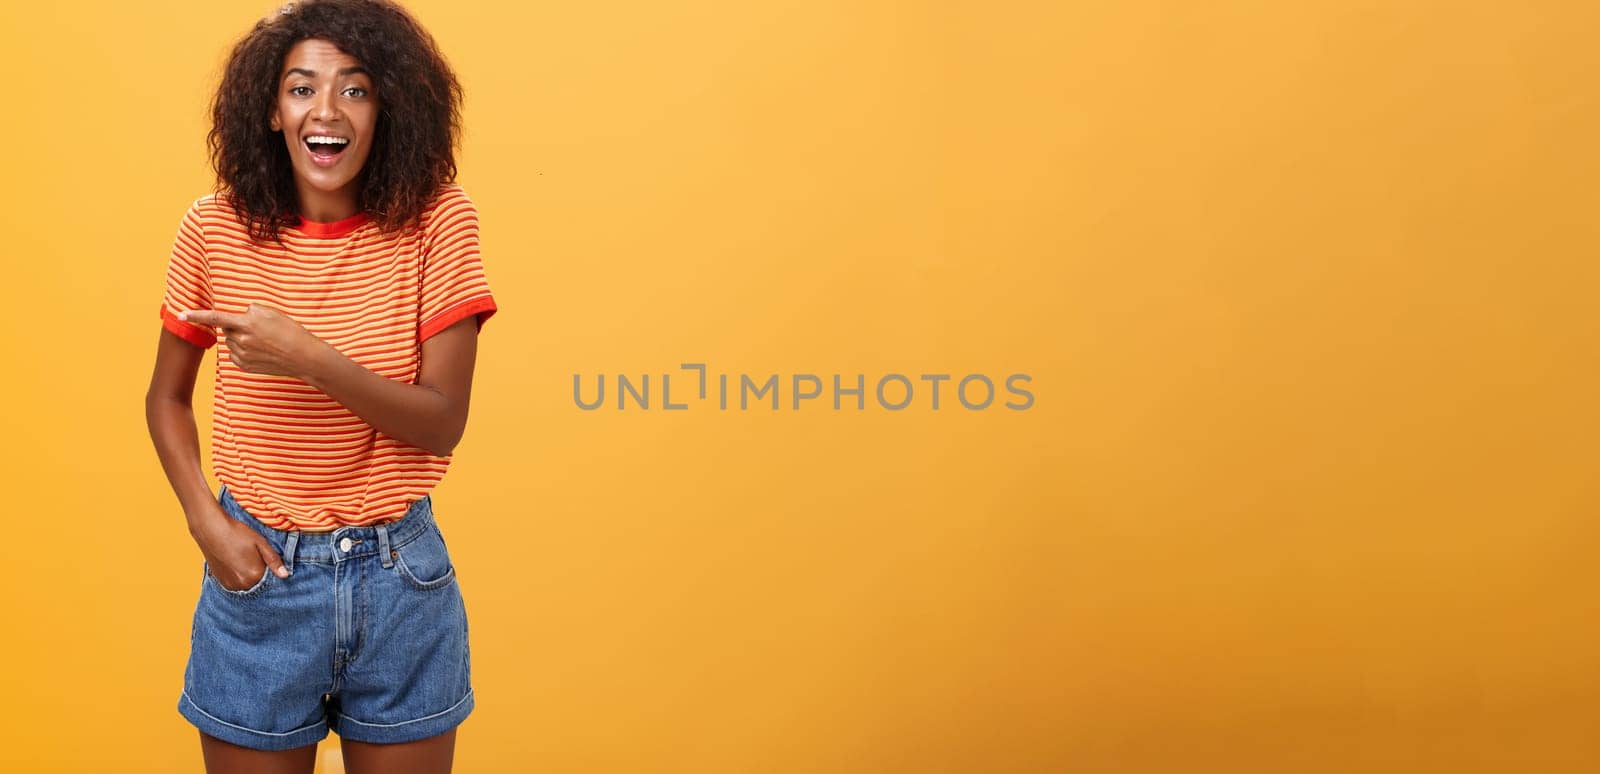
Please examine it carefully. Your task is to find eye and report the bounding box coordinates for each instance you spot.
[289,85,312,97]
[344,87,368,98]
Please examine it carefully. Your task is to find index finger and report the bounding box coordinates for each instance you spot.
[178,309,247,329]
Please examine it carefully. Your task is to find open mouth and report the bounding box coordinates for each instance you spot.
[304,135,351,161]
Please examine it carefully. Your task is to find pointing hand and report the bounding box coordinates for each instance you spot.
[179,303,327,379]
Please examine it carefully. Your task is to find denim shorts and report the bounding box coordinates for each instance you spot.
[178,484,473,751]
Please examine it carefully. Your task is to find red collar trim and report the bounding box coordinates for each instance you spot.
[293,211,370,238]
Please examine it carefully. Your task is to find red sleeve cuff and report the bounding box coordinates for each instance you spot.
[160,305,217,349]
[419,296,498,343]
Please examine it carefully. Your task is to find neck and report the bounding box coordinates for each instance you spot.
[295,182,361,223]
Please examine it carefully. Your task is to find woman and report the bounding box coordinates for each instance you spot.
[145,2,496,771]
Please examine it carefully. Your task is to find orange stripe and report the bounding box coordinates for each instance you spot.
[158,183,495,531]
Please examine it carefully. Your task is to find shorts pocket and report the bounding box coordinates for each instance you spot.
[394,523,457,591]
[204,561,273,598]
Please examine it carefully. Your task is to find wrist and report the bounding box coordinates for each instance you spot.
[297,338,338,387]
[186,507,227,539]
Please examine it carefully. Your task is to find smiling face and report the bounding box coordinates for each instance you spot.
[268,38,380,223]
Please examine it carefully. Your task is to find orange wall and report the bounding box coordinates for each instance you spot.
[0,1,1595,771]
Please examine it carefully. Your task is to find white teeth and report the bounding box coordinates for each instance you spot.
[306,136,349,146]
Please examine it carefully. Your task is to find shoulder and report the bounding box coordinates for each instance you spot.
[420,183,478,238]
[183,191,263,241]
[188,192,227,216]
[174,194,216,240]
[423,183,475,220]
[182,192,240,227]
[432,181,471,205]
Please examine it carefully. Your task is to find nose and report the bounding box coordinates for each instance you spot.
[311,89,341,122]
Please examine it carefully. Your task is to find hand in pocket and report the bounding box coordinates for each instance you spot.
[190,503,288,591]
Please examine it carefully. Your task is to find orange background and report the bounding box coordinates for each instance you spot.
[1,1,1596,771]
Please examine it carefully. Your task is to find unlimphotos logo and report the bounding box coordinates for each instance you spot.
[574,363,1034,411]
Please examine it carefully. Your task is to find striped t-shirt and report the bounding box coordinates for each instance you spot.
[158,183,498,530]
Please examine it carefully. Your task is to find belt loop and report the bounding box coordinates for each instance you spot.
[377,522,393,569]
[283,531,300,575]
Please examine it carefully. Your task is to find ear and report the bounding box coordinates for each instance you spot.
[270,111,280,132]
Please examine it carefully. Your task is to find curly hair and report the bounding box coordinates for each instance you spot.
[207,0,464,245]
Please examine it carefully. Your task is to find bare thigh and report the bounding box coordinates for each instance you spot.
[199,731,316,774]
[341,728,457,774]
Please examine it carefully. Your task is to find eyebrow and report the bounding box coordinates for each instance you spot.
[283,66,370,79]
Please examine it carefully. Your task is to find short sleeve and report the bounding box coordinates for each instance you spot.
[419,188,499,343]
[157,198,217,349]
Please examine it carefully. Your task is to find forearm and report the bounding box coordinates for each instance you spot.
[145,393,225,535]
[298,343,462,456]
